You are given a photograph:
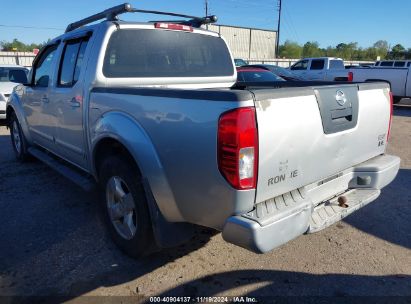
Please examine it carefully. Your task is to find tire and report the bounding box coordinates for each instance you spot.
[99,155,154,258]
[393,97,402,104]
[9,112,30,161]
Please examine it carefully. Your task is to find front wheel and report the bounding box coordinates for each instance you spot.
[99,155,154,258]
[9,112,30,161]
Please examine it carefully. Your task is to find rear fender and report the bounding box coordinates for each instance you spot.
[91,111,183,222]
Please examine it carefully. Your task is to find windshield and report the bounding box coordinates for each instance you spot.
[103,29,234,78]
[237,69,285,82]
[0,67,28,83]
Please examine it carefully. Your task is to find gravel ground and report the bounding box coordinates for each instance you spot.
[0,101,410,301]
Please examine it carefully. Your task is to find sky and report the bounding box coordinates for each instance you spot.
[1,0,410,49]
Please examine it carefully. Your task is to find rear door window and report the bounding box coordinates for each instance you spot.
[58,38,89,87]
[380,61,394,67]
[73,40,89,83]
[310,59,325,70]
[103,29,234,78]
[59,41,81,87]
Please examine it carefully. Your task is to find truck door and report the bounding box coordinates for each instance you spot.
[290,59,309,80]
[308,59,325,80]
[23,44,59,151]
[50,36,90,169]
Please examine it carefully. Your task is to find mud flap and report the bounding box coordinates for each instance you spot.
[142,178,196,249]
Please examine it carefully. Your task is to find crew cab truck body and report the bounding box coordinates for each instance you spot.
[350,66,411,103]
[6,4,400,257]
[290,57,352,82]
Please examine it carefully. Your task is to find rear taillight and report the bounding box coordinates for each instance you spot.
[387,91,393,142]
[348,72,353,82]
[218,107,258,190]
[154,22,193,32]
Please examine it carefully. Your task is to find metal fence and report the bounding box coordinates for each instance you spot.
[0,52,36,67]
[0,52,374,69]
[247,58,375,68]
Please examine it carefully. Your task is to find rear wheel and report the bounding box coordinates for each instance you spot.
[99,155,154,258]
[9,112,30,161]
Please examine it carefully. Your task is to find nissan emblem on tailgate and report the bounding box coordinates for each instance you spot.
[336,90,347,106]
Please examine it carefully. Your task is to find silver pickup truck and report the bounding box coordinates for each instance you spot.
[350,65,411,103]
[289,57,352,82]
[6,4,400,258]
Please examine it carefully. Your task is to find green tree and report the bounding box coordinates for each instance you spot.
[279,40,302,58]
[352,47,365,61]
[364,47,378,60]
[389,44,406,59]
[0,38,45,52]
[302,41,323,57]
[335,42,358,60]
[367,40,388,60]
[324,46,337,57]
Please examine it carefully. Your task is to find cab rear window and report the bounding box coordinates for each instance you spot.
[103,29,234,78]
[329,60,344,69]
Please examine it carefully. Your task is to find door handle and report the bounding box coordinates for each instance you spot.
[41,96,49,103]
[69,97,81,108]
[331,107,353,122]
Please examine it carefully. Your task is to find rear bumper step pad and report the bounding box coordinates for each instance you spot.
[308,189,380,233]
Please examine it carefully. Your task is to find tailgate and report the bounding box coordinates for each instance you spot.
[252,83,391,204]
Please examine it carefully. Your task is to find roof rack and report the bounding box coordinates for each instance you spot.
[65,3,218,33]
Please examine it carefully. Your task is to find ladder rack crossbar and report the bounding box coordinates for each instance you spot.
[65,3,217,33]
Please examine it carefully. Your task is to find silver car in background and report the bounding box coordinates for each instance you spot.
[0,65,29,120]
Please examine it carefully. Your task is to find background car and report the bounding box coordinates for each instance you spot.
[243,64,304,81]
[236,66,285,83]
[234,58,248,67]
[0,64,29,120]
